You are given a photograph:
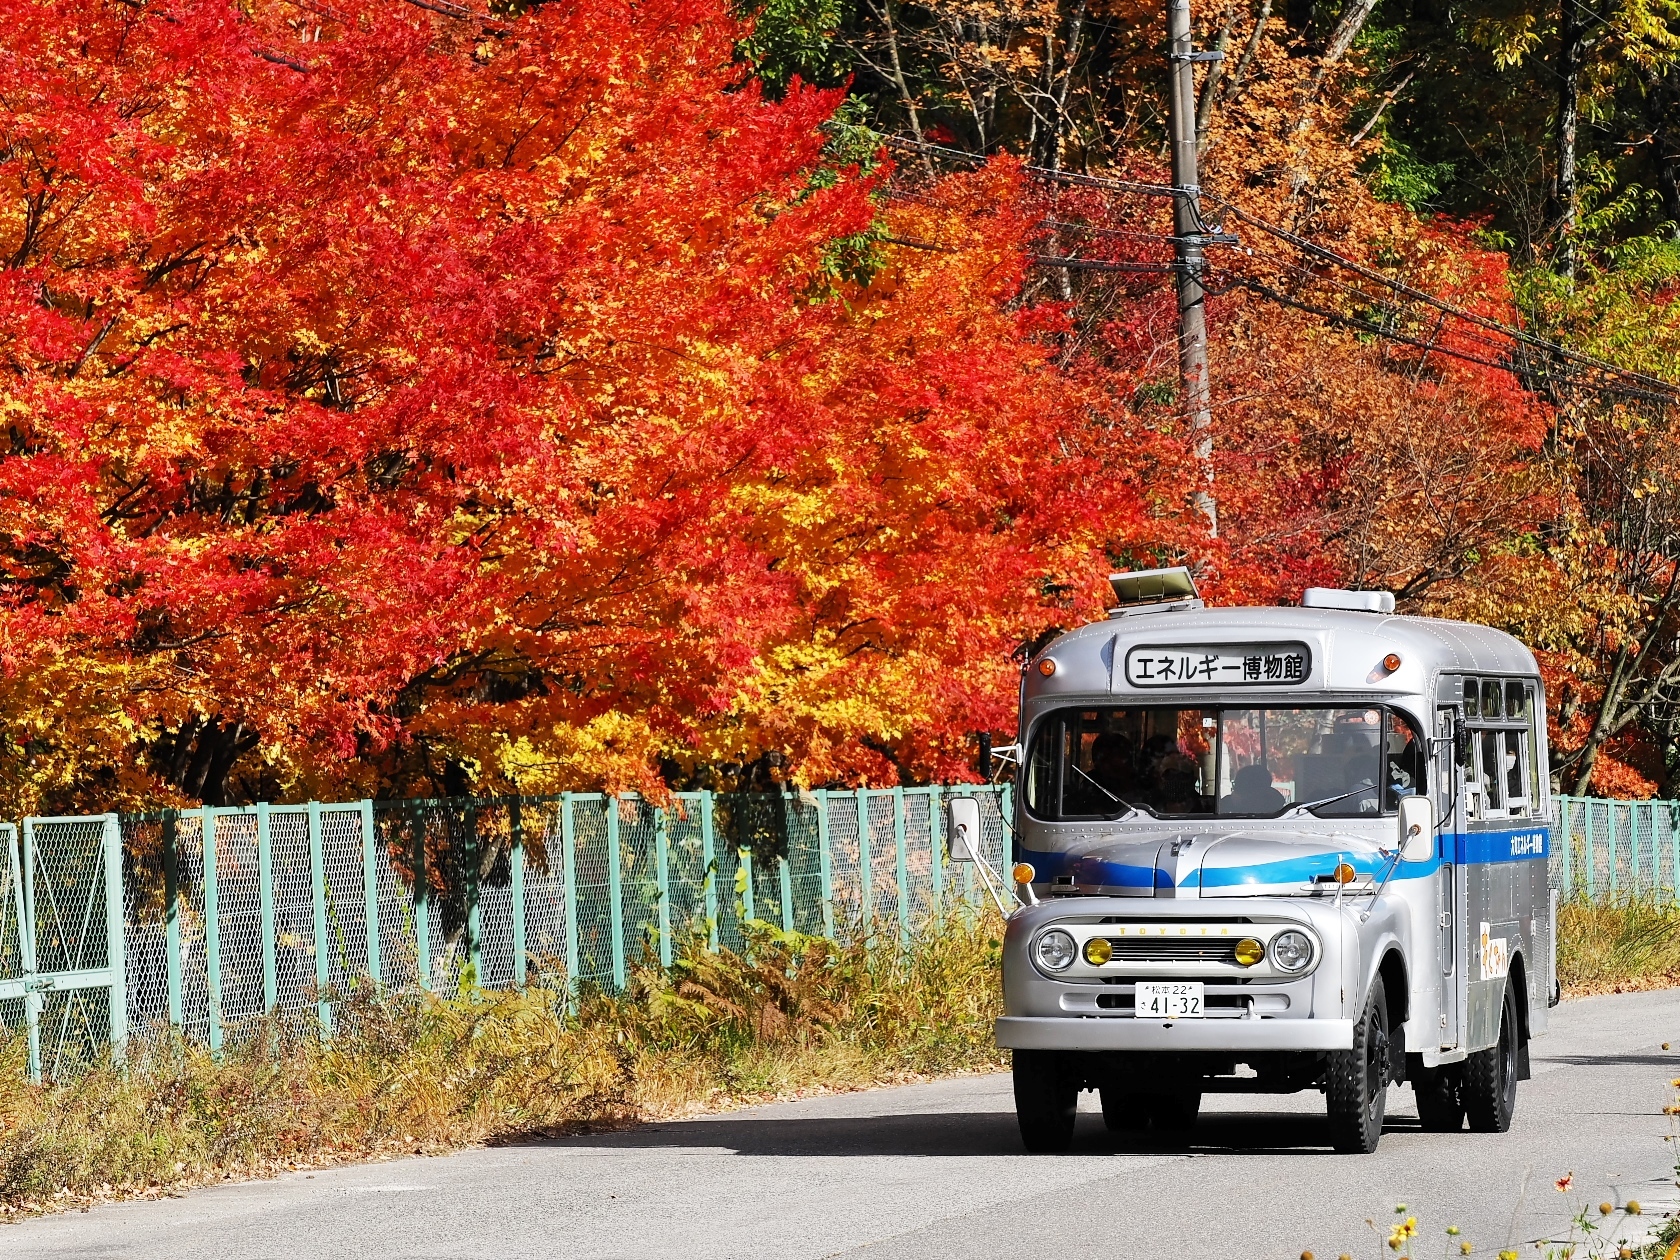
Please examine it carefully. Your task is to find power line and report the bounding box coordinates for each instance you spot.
[880,133,1680,406]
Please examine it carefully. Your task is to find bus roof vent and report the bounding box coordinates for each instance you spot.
[1301,587,1396,614]
[1107,566,1204,618]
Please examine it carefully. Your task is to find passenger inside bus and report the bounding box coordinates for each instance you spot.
[1221,763,1286,814]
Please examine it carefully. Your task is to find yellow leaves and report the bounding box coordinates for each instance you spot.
[1465,12,1544,68]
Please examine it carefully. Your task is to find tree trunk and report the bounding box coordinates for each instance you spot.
[1552,0,1583,277]
[874,0,935,177]
[1649,66,1680,241]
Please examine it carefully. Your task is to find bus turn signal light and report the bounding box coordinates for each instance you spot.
[1037,658,1057,676]
[1083,937,1112,965]
[1012,863,1036,885]
[1382,652,1402,672]
[1234,938,1264,966]
[1335,862,1357,883]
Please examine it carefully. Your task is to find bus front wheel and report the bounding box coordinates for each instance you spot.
[1013,1049,1077,1153]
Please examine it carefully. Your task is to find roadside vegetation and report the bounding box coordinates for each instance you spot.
[0,915,1005,1219]
[1558,896,1680,995]
[8,898,1680,1221]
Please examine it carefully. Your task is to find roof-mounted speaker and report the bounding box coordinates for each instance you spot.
[1301,587,1396,614]
[1107,566,1203,617]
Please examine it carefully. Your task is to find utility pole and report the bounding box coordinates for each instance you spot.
[1166,0,1219,536]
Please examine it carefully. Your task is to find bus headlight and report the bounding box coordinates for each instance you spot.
[1271,930,1313,972]
[1034,929,1077,973]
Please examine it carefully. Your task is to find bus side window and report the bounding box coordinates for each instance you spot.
[1464,677,1480,719]
[1474,728,1504,818]
[1502,729,1528,816]
[1525,683,1544,808]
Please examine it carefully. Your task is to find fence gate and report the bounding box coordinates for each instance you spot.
[0,816,127,1080]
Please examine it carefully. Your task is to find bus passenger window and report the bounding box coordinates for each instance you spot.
[1481,679,1503,719]
[1475,729,1504,816]
[1502,729,1527,815]
[1525,684,1544,806]
[1506,680,1528,720]
[1464,678,1480,719]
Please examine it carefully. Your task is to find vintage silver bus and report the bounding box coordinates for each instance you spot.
[947,568,1555,1153]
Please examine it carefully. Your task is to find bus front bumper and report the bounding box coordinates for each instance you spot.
[995,1016,1356,1052]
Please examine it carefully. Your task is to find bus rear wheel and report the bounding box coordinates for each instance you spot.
[1014,1050,1077,1153]
[1463,982,1520,1132]
[1413,1064,1465,1132]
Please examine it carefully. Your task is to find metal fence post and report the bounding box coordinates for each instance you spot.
[892,786,909,944]
[1671,801,1679,902]
[20,819,40,1081]
[815,789,834,940]
[856,791,873,929]
[256,803,277,1012]
[510,798,527,987]
[779,856,794,934]
[307,801,332,1038]
[102,813,128,1059]
[203,808,223,1055]
[607,797,626,990]
[1001,782,1015,867]
[655,804,672,967]
[700,791,718,951]
[412,805,431,990]
[163,811,183,1029]
[740,847,755,922]
[561,793,579,1004]
[928,785,944,912]
[359,800,380,987]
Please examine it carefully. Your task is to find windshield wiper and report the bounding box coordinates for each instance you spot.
[1066,762,1142,817]
[1283,786,1372,817]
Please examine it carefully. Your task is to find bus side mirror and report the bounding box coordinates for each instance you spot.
[947,797,982,862]
[1397,795,1434,861]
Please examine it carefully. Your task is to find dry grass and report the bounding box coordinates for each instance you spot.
[1558,895,1680,996]
[0,914,1006,1219]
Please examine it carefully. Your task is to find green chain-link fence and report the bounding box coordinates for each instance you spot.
[2,786,1009,1067]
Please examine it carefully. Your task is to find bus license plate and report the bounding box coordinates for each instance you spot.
[1135,982,1204,1019]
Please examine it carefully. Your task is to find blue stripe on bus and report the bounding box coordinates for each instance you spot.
[1020,825,1550,890]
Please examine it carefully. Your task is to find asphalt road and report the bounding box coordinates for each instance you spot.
[10,989,1680,1260]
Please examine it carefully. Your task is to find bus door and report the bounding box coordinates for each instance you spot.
[1435,704,1461,1050]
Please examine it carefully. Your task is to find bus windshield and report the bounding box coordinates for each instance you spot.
[1024,705,1426,821]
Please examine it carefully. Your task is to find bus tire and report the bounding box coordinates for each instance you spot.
[1413,1064,1465,1132]
[1148,1091,1202,1131]
[1326,974,1389,1154]
[1099,1087,1148,1132]
[1464,982,1520,1133]
[1014,1050,1077,1153]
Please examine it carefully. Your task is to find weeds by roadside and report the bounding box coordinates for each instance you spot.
[1559,896,1680,995]
[0,913,1005,1218]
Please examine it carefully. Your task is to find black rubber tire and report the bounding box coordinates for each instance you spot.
[1014,1050,1078,1152]
[1413,1064,1465,1132]
[1464,982,1520,1133]
[1326,974,1390,1153]
[1147,1091,1202,1131]
[1099,1087,1148,1132]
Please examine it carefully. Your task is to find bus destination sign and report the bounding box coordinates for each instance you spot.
[1124,643,1312,688]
